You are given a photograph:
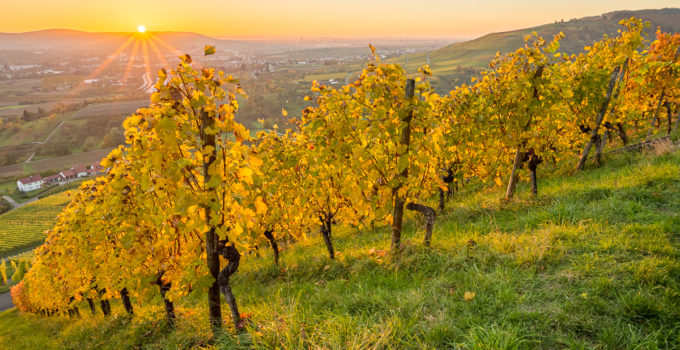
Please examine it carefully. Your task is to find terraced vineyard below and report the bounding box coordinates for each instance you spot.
[0,193,72,259]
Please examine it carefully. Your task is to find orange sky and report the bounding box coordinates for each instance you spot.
[1,1,677,38]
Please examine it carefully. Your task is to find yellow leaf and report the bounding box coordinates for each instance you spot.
[204,45,216,56]
[464,291,476,302]
[232,224,244,236]
[281,108,288,117]
[249,155,263,168]
[180,54,192,63]
[238,168,254,184]
[254,196,268,214]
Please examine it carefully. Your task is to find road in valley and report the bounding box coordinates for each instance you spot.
[0,292,13,312]
[139,73,155,93]
[2,195,24,209]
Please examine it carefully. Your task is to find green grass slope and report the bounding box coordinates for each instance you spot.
[395,8,680,86]
[1,149,680,349]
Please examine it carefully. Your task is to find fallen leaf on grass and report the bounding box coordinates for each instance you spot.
[464,291,476,302]
[368,248,386,256]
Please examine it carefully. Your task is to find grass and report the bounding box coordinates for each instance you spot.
[1,149,680,349]
[0,197,11,215]
[0,180,17,193]
[7,184,58,204]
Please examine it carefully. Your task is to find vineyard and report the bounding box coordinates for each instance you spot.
[0,192,72,259]
[37,179,85,199]
[2,145,679,349]
[5,17,680,348]
[0,252,34,292]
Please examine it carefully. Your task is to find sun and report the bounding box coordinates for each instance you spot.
[137,25,146,33]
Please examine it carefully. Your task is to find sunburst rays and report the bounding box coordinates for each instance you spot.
[64,30,184,101]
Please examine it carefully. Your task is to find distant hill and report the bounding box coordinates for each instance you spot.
[0,29,251,53]
[0,29,449,58]
[396,8,680,78]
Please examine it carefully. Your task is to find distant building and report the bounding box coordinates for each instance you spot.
[59,169,77,180]
[89,162,104,175]
[17,175,44,192]
[43,174,64,184]
[72,165,88,177]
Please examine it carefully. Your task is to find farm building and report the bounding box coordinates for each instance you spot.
[72,164,88,177]
[43,174,64,184]
[87,162,104,176]
[17,175,44,192]
[91,162,104,173]
[59,169,77,180]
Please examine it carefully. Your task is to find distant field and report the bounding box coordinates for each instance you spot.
[0,148,113,178]
[302,71,348,83]
[0,105,24,110]
[0,101,66,118]
[0,192,71,259]
[0,99,144,166]
[0,115,66,147]
[71,100,147,119]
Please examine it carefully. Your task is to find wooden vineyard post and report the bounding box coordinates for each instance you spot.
[390,78,415,252]
[505,66,543,200]
[595,58,629,164]
[576,65,621,171]
[201,108,223,334]
[645,47,680,141]
[645,91,667,142]
[672,106,680,134]
[505,147,523,200]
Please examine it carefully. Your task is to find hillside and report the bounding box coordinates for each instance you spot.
[396,8,680,89]
[1,147,679,349]
[0,29,249,53]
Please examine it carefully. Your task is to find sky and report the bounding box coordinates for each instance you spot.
[0,0,678,39]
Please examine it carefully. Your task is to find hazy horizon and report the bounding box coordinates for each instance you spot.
[0,1,678,39]
[0,28,465,42]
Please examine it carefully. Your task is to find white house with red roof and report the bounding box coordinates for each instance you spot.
[17,175,44,192]
[72,164,88,177]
